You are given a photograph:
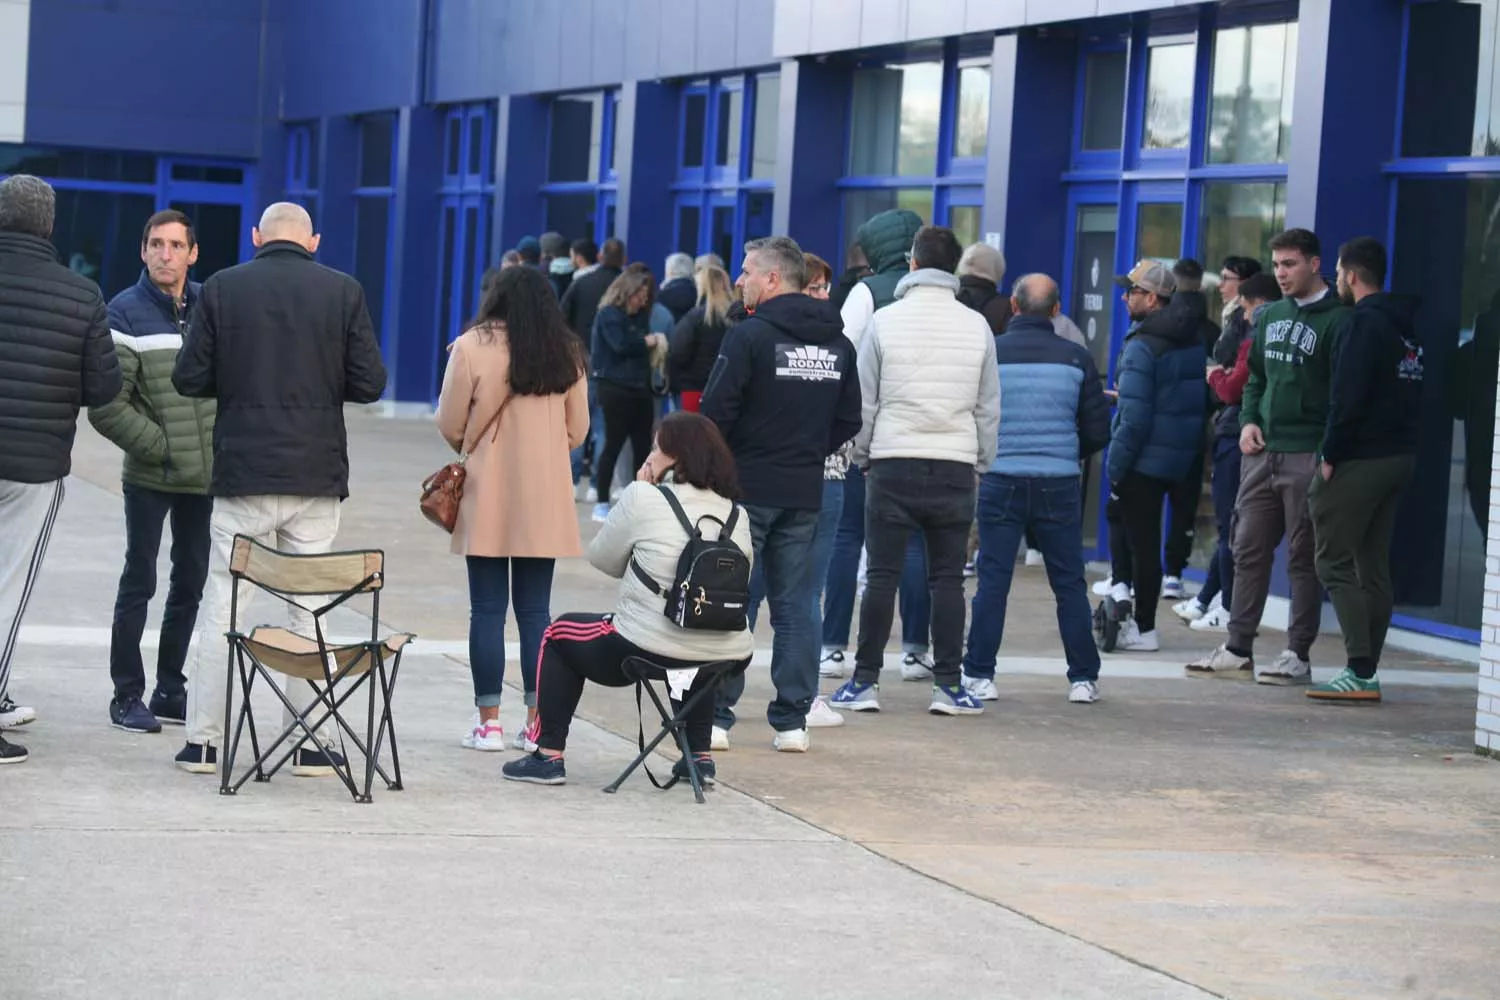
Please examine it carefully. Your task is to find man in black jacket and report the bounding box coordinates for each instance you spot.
[0,175,123,764]
[702,236,861,753]
[170,202,387,775]
[560,238,622,357]
[1307,237,1421,704]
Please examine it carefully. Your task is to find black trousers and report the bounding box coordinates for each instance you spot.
[595,380,656,504]
[1114,472,1174,632]
[110,484,213,701]
[1164,446,1206,577]
[533,613,746,755]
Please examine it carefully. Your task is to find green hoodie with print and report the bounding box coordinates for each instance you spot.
[1240,289,1349,454]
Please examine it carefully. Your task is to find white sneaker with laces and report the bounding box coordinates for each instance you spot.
[1091,576,1114,597]
[1172,598,1206,623]
[1190,605,1231,632]
[0,697,36,729]
[1109,582,1132,604]
[711,726,730,751]
[1024,549,1044,567]
[961,674,999,701]
[585,486,598,504]
[462,717,506,751]
[819,650,850,679]
[1185,644,1252,676]
[900,653,934,681]
[1257,649,1312,686]
[805,697,845,728]
[1205,592,1224,613]
[1113,620,1160,652]
[1068,680,1100,704]
[1162,576,1186,600]
[511,729,538,753]
[773,727,810,753]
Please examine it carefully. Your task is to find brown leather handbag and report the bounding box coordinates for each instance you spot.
[420,398,510,533]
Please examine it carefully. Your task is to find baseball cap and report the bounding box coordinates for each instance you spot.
[1115,260,1176,298]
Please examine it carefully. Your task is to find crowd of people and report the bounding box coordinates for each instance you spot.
[0,170,1425,782]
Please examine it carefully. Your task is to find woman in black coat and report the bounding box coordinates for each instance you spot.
[668,264,734,412]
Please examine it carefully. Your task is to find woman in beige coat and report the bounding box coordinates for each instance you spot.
[436,266,590,752]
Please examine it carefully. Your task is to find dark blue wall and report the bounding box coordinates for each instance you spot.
[25,0,263,157]
[275,0,426,120]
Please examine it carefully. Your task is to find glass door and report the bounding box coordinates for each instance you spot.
[1064,188,1119,556]
[164,158,256,284]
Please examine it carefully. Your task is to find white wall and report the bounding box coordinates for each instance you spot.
[0,0,29,142]
[1479,375,1500,753]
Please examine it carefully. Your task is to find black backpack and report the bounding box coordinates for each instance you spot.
[630,485,751,632]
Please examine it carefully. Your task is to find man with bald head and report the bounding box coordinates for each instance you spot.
[960,273,1112,705]
[170,202,387,775]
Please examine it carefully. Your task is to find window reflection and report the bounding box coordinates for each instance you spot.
[953,62,991,159]
[710,205,735,274]
[716,88,742,170]
[1208,23,1297,164]
[842,189,933,249]
[948,204,981,249]
[358,117,394,188]
[548,95,602,183]
[1144,42,1195,150]
[744,192,773,245]
[1198,182,1286,316]
[677,204,701,254]
[545,192,596,242]
[50,190,156,299]
[1403,0,1500,157]
[354,198,391,345]
[1082,51,1128,151]
[1134,201,1183,261]
[683,92,707,169]
[849,62,942,176]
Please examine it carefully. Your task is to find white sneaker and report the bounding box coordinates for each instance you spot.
[1068,680,1100,704]
[1205,593,1224,614]
[1091,576,1115,597]
[511,729,538,753]
[900,653,934,681]
[1190,606,1231,632]
[1024,548,1044,567]
[1109,582,1132,604]
[961,674,999,701]
[1257,649,1312,686]
[710,726,730,751]
[818,649,850,679]
[1113,620,1160,652]
[1185,644,1252,676]
[591,502,611,523]
[773,727,809,753]
[1172,598,1206,623]
[462,717,506,751]
[585,486,598,504]
[805,697,845,728]
[0,697,36,729]
[1162,576,1186,600]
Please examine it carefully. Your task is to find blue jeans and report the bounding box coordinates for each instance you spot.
[808,479,844,660]
[716,504,820,732]
[820,465,931,654]
[570,381,607,487]
[1209,436,1241,611]
[962,474,1100,684]
[466,556,556,708]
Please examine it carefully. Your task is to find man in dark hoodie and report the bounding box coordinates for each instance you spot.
[1100,261,1207,654]
[1307,238,1422,704]
[1188,228,1348,685]
[702,236,861,753]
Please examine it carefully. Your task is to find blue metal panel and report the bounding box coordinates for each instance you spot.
[315,116,361,278]
[495,95,549,253]
[774,59,849,264]
[387,107,445,403]
[1001,32,1076,286]
[278,0,426,120]
[618,81,678,274]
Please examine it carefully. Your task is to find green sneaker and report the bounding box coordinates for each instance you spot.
[1307,667,1382,703]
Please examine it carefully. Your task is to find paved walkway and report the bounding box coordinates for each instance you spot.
[3,412,1494,1000]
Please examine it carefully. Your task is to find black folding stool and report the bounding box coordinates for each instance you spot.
[602,656,746,804]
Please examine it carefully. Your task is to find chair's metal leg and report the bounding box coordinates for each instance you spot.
[361,661,377,804]
[219,631,238,796]
[379,655,404,790]
[603,680,691,795]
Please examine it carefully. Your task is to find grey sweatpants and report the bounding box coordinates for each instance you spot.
[1228,451,1321,658]
[0,479,66,700]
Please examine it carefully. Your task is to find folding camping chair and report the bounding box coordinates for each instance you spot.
[602,655,747,805]
[218,535,414,804]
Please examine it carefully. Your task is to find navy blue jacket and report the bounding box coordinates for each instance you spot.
[701,293,861,511]
[1322,292,1423,464]
[1107,297,1209,484]
[590,305,652,391]
[990,314,1111,478]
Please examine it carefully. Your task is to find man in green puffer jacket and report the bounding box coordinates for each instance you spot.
[89,210,216,736]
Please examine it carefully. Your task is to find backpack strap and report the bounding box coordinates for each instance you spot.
[653,484,697,536]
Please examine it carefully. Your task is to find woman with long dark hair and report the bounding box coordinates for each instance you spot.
[590,269,664,522]
[436,265,590,752]
[667,264,734,412]
[502,412,754,786]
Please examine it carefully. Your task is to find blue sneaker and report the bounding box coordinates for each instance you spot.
[829,680,880,712]
[148,688,187,726]
[174,741,217,774]
[502,750,567,785]
[292,746,347,778]
[109,696,161,734]
[929,684,985,716]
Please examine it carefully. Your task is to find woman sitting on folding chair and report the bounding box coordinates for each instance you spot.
[503,412,753,787]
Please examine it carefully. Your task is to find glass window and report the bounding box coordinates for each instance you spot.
[545,192,596,242]
[604,200,617,240]
[445,116,462,175]
[751,74,779,179]
[437,205,456,349]
[467,114,484,176]
[169,164,244,184]
[168,201,242,284]
[677,204,701,254]
[710,205,736,274]
[744,191,774,245]
[1403,0,1500,157]
[1143,42,1195,150]
[303,126,319,186]
[848,62,942,177]
[548,95,602,183]
[1198,182,1286,315]
[607,97,618,175]
[953,61,991,159]
[1390,176,1500,629]
[948,204,981,249]
[1081,51,1128,151]
[843,189,934,246]
[1134,201,1183,261]
[1070,203,1119,551]
[1207,23,1297,164]
[460,205,479,327]
[716,88,743,170]
[50,190,156,298]
[683,92,707,168]
[359,117,394,187]
[354,198,391,342]
[0,145,156,183]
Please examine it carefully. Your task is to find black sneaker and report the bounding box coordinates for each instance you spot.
[501,750,566,785]
[110,696,162,734]
[0,733,28,764]
[292,746,346,778]
[671,754,716,786]
[174,741,216,774]
[149,689,187,726]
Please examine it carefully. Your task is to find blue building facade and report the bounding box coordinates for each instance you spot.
[4,0,1498,646]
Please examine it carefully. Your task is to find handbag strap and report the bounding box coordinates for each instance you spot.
[461,392,514,462]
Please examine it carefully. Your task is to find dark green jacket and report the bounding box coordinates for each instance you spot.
[89,271,215,493]
[856,209,924,309]
[1240,288,1348,454]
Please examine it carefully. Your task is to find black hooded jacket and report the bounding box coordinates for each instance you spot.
[1322,292,1424,465]
[955,274,1011,336]
[701,293,861,510]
